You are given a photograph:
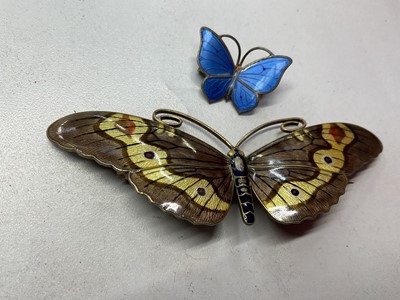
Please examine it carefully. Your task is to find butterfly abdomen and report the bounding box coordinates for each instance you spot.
[228,148,255,225]
[226,71,239,100]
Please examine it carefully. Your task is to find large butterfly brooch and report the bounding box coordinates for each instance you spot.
[47,110,382,226]
[197,27,292,113]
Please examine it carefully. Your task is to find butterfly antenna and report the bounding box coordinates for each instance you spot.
[235,117,306,148]
[240,47,274,66]
[153,109,234,149]
[220,34,242,66]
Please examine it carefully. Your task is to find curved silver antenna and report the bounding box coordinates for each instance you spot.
[220,34,242,66]
[153,110,306,152]
[235,117,306,148]
[239,47,274,66]
[153,109,234,149]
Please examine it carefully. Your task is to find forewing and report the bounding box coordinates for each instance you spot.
[197,27,235,76]
[238,56,292,93]
[47,112,233,225]
[247,123,382,223]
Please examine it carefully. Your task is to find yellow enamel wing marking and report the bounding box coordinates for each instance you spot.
[266,123,354,209]
[99,113,228,211]
[294,131,304,141]
[293,129,312,142]
[99,114,169,169]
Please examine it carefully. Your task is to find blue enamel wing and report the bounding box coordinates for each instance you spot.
[197,27,292,113]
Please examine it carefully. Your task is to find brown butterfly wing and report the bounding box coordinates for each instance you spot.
[47,112,233,225]
[247,123,382,224]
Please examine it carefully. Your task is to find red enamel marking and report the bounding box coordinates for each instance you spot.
[122,114,136,134]
[329,125,345,143]
[115,114,136,134]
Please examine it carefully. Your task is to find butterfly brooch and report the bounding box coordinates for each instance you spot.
[47,109,382,226]
[197,27,292,113]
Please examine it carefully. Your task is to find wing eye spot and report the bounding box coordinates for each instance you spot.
[291,188,300,196]
[144,151,155,159]
[197,187,206,196]
[323,156,333,164]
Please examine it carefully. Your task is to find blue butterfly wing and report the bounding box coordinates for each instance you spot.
[198,27,235,76]
[202,77,232,102]
[238,56,292,93]
[232,80,258,113]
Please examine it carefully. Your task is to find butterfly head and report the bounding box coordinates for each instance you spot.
[228,148,247,175]
[235,65,244,71]
[228,148,245,158]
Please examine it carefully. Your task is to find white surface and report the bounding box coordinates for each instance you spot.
[1,1,399,299]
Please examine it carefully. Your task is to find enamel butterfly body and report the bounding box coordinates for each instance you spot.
[198,27,292,113]
[47,110,382,225]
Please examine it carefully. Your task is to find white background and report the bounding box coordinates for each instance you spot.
[1,1,399,299]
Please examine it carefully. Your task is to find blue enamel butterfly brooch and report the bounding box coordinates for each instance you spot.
[197,27,292,113]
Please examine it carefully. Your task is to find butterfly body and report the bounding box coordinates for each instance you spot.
[198,27,292,113]
[47,111,382,226]
[228,148,255,225]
